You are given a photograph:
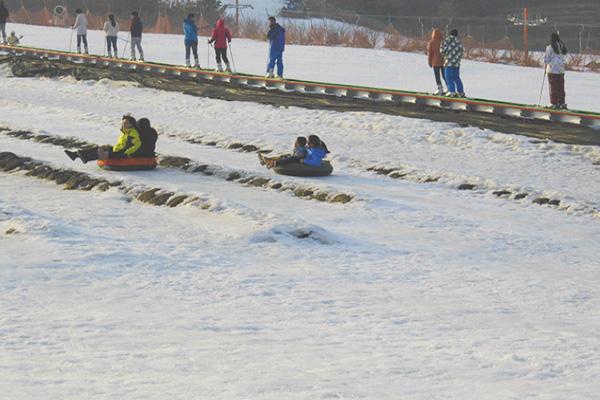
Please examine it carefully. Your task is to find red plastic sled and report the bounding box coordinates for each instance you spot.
[97,157,158,171]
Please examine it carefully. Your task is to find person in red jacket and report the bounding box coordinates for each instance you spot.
[427,28,446,95]
[208,18,232,72]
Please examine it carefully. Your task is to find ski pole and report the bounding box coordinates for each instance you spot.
[538,66,547,106]
[103,37,106,57]
[122,33,130,59]
[229,42,236,73]
[68,28,74,52]
[207,42,212,70]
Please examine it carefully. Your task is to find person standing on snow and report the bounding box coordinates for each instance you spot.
[183,13,200,68]
[73,8,88,54]
[440,29,465,98]
[103,14,119,58]
[208,18,232,72]
[427,28,446,95]
[266,16,285,78]
[544,32,568,109]
[130,11,144,61]
[0,1,9,45]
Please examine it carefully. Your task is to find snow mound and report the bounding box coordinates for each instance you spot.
[249,223,341,245]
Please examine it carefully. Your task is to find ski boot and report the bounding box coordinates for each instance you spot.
[435,85,445,96]
[217,62,224,72]
[559,104,568,110]
[84,46,89,55]
[225,63,232,73]
[185,58,191,68]
[457,92,466,98]
[193,58,200,68]
[77,46,81,54]
[265,69,275,78]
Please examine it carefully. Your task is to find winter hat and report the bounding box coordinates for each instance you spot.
[450,29,459,37]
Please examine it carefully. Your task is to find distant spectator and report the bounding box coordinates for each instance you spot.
[130,11,144,61]
[208,18,232,72]
[183,13,199,68]
[6,31,21,46]
[544,32,568,109]
[427,28,446,95]
[440,29,465,98]
[0,1,8,44]
[103,14,119,58]
[266,16,285,79]
[73,8,88,54]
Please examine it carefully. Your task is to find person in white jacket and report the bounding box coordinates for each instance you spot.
[543,32,568,109]
[73,8,88,54]
[103,14,119,58]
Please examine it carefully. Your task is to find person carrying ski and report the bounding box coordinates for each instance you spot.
[73,8,88,54]
[183,13,199,68]
[6,31,21,46]
[208,18,232,72]
[266,16,285,78]
[427,28,446,95]
[65,115,142,164]
[103,14,119,58]
[440,29,465,98]
[130,11,144,61]
[0,1,9,45]
[544,32,568,109]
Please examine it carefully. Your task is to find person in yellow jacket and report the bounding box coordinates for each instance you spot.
[7,31,22,46]
[65,115,143,163]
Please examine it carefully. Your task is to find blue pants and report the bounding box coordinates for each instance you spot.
[267,51,284,77]
[444,66,464,94]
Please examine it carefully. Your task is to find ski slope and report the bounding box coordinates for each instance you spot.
[6,22,600,112]
[1,22,600,400]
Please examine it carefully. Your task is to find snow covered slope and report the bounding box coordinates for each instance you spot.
[1,21,600,400]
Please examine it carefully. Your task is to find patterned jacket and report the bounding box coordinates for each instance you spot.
[440,36,464,67]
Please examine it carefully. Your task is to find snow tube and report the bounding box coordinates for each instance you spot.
[273,160,333,177]
[97,157,157,171]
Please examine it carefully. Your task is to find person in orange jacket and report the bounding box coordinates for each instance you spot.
[427,28,446,95]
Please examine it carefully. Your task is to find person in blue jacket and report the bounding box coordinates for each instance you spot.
[183,13,199,68]
[266,16,285,78]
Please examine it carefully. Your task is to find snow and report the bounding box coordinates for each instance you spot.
[1,22,600,399]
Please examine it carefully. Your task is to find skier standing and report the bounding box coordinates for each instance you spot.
[130,11,144,61]
[73,8,88,54]
[103,14,119,58]
[440,29,465,98]
[0,1,9,45]
[183,13,199,68]
[427,28,446,95]
[208,18,232,72]
[266,16,285,78]
[544,32,568,109]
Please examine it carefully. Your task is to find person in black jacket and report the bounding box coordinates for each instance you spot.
[0,1,9,44]
[130,11,144,61]
[136,118,158,157]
